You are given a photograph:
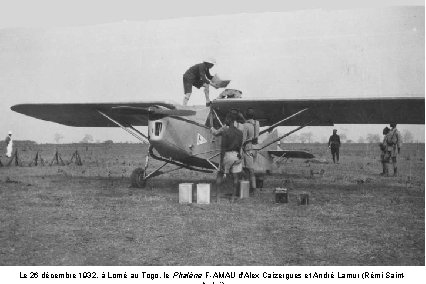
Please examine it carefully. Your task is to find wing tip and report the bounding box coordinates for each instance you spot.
[10,104,24,113]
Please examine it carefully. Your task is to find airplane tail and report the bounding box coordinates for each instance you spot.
[255,129,315,160]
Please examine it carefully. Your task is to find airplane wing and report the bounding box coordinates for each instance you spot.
[212,97,425,126]
[10,101,178,127]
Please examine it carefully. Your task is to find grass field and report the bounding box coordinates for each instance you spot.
[0,142,424,265]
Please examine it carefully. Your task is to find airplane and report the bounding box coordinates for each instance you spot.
[11,95,425,188]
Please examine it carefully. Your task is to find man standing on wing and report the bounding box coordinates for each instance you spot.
[182,58,215,106]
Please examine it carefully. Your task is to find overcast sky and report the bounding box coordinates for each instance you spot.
[0,0,424,143]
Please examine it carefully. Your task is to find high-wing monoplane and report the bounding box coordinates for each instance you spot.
[11,96,425,187]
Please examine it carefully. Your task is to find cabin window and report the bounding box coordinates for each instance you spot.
[155,122,163,136]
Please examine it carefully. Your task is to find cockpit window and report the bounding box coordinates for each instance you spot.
[155,122,162,136]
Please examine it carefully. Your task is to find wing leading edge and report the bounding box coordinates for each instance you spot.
[11,101,178,127]
[212,97,425,126]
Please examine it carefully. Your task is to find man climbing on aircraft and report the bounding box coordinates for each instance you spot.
[183,58,215,106]
[211,111,243,203]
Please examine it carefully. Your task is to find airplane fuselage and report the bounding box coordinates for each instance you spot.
[148,114,221,169]
[147,107,275,174]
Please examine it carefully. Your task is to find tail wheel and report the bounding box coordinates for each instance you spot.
[130,167,147,188]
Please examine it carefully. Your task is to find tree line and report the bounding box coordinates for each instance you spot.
[50,130,419,144]
[281,130,417,144]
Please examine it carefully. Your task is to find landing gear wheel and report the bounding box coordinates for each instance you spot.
[130,167,147,188]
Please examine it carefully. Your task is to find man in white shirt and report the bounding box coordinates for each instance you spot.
[5,131,13,158]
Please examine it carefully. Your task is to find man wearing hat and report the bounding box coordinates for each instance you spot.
[5,131,13,158]
[328,129,341,164]
[386,123,402,176]
[182,58,216,106]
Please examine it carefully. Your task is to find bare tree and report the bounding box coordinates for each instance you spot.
[282,134,299,143]
[357,136,365,143]
[366,133,381,143]
[80,134,94,143]
[402,130,414,143]
[54,133,64,143]
[306,132,313,143]
[299,132,313,143]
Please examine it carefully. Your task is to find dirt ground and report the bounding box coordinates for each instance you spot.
[0,143,424,265]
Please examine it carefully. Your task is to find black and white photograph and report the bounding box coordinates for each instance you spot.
[0,0,424,280]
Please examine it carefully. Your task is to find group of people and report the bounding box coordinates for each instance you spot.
[328,124,402,177]
[183,59,261,201]
[210,108,260,203]
[184,60,405,202]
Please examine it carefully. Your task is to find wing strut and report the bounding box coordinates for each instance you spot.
[144,161,170,180]
[258,120,314,151]
[128,125,149,142]
[205,157,219,171]
[211,109,224,127]
[97,110,149,144]
[259,107,309,135]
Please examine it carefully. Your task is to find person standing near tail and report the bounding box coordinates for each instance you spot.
[183,58,215,106]
[380,127,391,176]
[5,131,13,158]
[386,123,402,176]
[328,129,341,164]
